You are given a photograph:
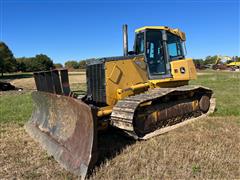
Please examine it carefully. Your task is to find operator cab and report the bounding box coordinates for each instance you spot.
[134,26,186,79]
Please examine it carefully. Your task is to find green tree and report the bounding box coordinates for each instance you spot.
[54,63,63,69]
[193,59,204,66]
[204,55,218,65]
[0,42,17,77]
[33,54,54,71]
[79,60,86,69]
[18,57,35,72]
[16,54,54,72]
[16,57,27,72]
[65,60,79,69]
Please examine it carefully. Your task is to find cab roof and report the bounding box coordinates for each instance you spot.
[135,26,186,41]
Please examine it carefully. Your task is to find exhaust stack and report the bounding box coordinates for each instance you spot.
[123,24,128,56]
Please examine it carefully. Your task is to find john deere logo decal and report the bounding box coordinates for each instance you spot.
[180,67,186,74]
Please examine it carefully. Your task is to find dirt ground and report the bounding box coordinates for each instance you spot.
[0,117,239,179]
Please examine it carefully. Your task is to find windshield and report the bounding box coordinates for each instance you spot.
[145,30,166,75]
[167,32,185,60]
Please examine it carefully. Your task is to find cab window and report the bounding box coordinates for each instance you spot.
[146,30,166,75]
[167,33,184,60]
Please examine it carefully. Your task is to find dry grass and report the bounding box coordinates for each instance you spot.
[9,72,86,90]
[196,71,213,76]
[68,72,86,84]
[90,117,240,179]
[0,117,239,179]
[10,78,36,90]
[0,123,76,179]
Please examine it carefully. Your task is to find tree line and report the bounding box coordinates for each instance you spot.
[0,42,86,77]
[1,41,239,77]
[64,60,86,70]
[193,55,240,67]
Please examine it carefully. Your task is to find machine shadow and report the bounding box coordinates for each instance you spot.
[89,127,135,174]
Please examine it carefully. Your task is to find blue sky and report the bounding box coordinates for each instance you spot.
[0,0,239,64]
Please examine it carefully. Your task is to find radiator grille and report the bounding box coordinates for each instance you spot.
[86,62,106,104]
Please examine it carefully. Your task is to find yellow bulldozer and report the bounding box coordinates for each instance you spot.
[25,25,215,178]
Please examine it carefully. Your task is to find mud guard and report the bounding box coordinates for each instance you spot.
[25,91,98,178]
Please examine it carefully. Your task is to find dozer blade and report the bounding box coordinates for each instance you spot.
[25,91,98,178]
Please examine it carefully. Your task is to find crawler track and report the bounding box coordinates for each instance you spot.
[111,85,215,139]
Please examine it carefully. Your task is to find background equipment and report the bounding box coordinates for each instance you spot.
[212,55,240,70]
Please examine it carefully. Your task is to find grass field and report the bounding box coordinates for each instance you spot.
[190,70,240,116]
[0,70,239,179]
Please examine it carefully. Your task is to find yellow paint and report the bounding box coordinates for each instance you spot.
[97,106,113,117]
[227,62,240,66]
[116,82,150,100]
[105,56,148,105]
[104,57,196,106]
[108,64,122,84]
[135,26,186,41]
[170,58,197,80]
[149,59,196,87]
